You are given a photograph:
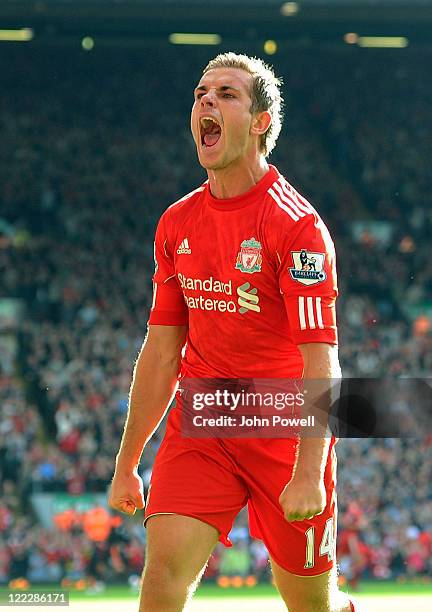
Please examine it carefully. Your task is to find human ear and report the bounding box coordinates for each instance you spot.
[250,111,272,137]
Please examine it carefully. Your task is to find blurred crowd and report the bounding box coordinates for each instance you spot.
[0,45,431,585]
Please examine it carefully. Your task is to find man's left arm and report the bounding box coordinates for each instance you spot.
[279,342,341,522]
[270,204,340,522]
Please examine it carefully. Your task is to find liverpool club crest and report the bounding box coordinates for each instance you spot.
[235,237,262,274]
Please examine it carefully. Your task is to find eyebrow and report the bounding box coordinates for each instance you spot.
[194,84,242,94]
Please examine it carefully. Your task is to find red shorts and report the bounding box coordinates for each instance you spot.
[144,403,337,576]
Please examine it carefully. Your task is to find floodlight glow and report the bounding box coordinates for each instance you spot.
[0,28,33,42]
[281,2,299,17]
[358,36,408,48]
[344,33,358,45]
[169,33,221,46]
[82,36,95,51]
[264,40,278,55]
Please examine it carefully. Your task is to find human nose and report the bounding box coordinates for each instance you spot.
[200,89,217,107]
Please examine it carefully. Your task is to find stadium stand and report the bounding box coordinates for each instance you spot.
[0,45,431,585]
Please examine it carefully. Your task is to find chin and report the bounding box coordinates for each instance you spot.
[198,151,224,171]
[200,160,223,171]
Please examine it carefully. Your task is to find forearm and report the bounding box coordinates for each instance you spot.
[115,336,182,472]
[293,343,341,482]
[292,438,331,482]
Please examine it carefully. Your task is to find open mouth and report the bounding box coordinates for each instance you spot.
[200,116,222,148]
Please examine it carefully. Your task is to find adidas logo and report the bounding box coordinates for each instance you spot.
[177,238,191,255]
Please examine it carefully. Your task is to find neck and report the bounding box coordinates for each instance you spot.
[207,156,269,199]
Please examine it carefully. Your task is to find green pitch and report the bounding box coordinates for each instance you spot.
[3,582,429,610]
[66,581,432,611]
[70,581,432,599]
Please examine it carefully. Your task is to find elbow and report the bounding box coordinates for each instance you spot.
[158,351,182,374]
[138,324,187,376]
[137,342,182,375]
[298,343,341,378]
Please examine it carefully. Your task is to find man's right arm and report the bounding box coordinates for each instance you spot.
[108,323,187,515]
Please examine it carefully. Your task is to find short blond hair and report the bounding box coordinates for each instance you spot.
[203,52,283,156]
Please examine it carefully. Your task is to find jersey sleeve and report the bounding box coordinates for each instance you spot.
[148,212,188,326]
[274,213,338,345]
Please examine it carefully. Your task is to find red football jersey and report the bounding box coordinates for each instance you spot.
[149,165,338,379]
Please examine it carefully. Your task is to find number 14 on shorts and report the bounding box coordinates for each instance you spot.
[304,518,335,569]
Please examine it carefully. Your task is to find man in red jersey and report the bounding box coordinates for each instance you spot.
[109,53,357,611]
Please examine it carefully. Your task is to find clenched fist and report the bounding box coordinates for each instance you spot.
[108,467,145,516]
[279,475,326,522]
